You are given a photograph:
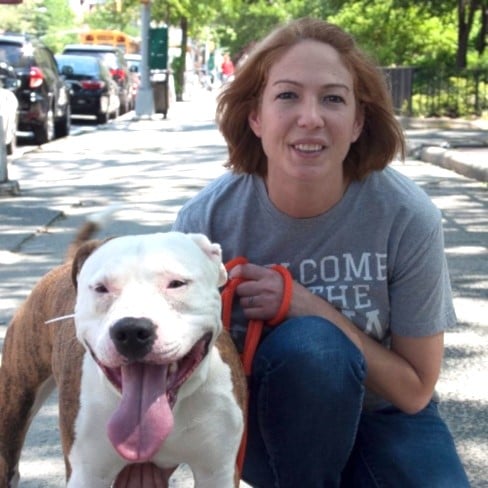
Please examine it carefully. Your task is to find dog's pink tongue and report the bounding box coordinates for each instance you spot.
[107,363,174,462]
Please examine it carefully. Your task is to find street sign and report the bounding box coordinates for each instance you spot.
[149,27,168,70]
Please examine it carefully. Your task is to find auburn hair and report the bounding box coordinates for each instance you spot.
[216,17,405,180]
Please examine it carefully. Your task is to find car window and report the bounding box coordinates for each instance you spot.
[0,61,18,89]
[0,43,25,68]
[58,57,99,77]
[63,49,119,70]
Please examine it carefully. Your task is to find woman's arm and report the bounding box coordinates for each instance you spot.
[231,264,444,414]
[292,282,444,414]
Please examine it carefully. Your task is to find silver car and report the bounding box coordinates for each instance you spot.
[0,62,19,155]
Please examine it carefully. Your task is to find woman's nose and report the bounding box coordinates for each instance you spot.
[297,98,325,128]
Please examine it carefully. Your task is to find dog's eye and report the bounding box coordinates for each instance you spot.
[94,283,109,293]
[168,280,187,289]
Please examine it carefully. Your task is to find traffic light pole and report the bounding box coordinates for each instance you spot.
[135,0,155,117]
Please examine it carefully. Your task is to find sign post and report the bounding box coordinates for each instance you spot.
[135,0,155,118]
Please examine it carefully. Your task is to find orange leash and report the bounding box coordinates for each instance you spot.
[221,257,293,475]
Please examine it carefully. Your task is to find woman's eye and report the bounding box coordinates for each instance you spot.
[324,94,345,104]
[168,280,187,289]
[276,91,297,100]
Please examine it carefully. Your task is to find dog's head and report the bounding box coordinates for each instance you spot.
[72,232,227,463]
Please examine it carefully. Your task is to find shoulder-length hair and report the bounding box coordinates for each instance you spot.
[216,17,405,180]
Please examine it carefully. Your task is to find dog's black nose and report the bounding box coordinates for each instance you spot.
[110,317,156,361]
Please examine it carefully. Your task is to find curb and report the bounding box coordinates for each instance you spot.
[398,116,488,131]
[420,146,488,183]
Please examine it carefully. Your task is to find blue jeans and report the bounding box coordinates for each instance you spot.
[241,317,470,488]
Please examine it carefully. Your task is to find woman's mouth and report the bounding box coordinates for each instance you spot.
[292,143,325,153]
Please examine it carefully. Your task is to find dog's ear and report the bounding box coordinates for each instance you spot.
[71,239,103,289]
[187,233,228,287]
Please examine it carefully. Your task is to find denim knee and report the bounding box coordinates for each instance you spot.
[253,316,366,397]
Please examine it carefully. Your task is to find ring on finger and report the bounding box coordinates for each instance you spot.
[248,296,255,307]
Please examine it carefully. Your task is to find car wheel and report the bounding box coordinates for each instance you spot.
[119,94,129,114]
[6,133,16,156]
[55,104,71,138]
[110,105,120,120]
[97,110,109,124]
[33,106,55,145]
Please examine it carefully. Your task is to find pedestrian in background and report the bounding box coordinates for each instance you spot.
[221,52,235,84]
[173,17,469,487]
[206,50,216,87]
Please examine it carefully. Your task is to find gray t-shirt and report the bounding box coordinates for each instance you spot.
[173,167,456,408]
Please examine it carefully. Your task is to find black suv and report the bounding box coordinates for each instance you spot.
[62,44,133,114]
[0,33,71,145]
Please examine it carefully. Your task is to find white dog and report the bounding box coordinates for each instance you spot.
[0,231,247,487]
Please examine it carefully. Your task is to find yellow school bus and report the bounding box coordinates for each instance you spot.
[79,30,139,54]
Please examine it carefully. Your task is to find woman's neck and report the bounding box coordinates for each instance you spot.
[264,173,349,218]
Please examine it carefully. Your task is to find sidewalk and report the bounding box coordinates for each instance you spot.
[0,95,486,487]
[400,115,488,183]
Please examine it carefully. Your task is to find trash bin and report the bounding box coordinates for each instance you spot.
[151,70,169,118]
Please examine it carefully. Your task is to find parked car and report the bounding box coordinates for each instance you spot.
[0,33,71,145]
[62,44,134,114]
[0,61,19,155]
[56,54,120,124]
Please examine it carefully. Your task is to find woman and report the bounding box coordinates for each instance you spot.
[173,17,469,487]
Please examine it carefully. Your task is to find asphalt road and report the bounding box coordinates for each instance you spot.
[0,91,486,487]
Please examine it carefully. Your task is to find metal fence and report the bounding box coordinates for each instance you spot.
[382,67,488,118]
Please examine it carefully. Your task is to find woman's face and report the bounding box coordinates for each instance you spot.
[249,40,363,185]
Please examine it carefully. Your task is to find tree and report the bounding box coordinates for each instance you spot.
[457,0,488,68]
[330,0,487,69]
[208,0,334,62]
[215,0,291,58]
[84,0,140,36]
[329,0,457,67]
[0,0,77,51]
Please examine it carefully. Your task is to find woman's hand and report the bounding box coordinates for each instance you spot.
[229,263,286,321]
[230,263,329,323]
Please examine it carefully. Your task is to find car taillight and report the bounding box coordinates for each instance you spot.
[81,80,105,90]
[29,67,44,88]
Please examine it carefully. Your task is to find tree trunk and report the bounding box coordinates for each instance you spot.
[181,16,188,72]
[475,5,487,55]
[456,0,480,69]
[175,16,188,101]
